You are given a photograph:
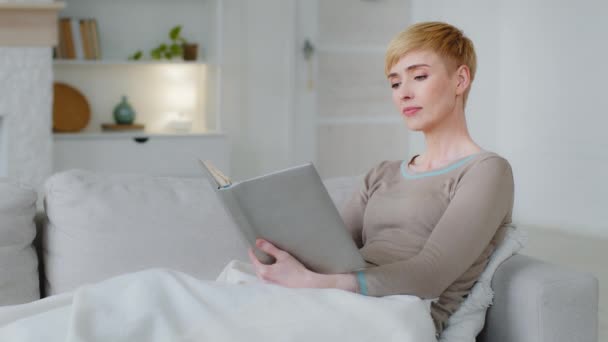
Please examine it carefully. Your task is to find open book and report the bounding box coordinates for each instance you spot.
[200,160,366,274]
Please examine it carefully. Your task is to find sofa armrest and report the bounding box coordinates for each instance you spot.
[478,254,598,342]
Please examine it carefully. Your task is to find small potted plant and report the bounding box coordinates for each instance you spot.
[129,25,198,61]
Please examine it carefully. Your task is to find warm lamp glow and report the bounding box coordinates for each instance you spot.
[165,84,197,112]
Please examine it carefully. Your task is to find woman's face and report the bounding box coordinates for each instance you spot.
[388,50,460,132]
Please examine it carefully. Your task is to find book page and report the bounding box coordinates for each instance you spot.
[201,160,232,188]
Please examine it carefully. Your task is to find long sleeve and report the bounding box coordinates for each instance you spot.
[357,157,514,299]
[340,185,366,248]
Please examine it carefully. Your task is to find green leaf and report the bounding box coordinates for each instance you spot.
[150,49,161,60]
[170,43,183,56]
[169,26,182,41]
[128,50,143,60]
[159,43,167,51]
[164,51,173,59]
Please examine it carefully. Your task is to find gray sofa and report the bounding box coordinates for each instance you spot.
[478,254,598,342]
[0,171,599,341]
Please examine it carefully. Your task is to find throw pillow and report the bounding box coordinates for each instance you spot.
[439,224,527,342]
[42,170,249,296]
[0,180,39,305]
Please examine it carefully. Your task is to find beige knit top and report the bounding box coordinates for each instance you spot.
[339,151,514,333]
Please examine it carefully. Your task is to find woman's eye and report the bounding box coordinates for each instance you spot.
[391,82,400,89]
[414,75,428,81]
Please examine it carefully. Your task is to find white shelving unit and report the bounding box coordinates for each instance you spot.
[53,59,210,66]
[53,132,229,177]
[54,61,218,133]
[54,0,223,134]
[52,0,228,176]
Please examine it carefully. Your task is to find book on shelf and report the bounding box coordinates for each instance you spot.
[79,20,93,60]
[58,18,73,59]
[199,160,367,274]
[56,17,101,60]
[70,18,84,60]
[91,18,102,59]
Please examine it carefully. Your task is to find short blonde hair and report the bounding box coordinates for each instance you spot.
[385,22,477,105]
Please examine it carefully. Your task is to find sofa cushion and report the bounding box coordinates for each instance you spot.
[0,180,39,305]
[42,170,249,296]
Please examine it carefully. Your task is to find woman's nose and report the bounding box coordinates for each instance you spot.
[398,84,413,101]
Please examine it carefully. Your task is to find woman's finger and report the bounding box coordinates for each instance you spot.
[248,248,268,278]
[249,248,275,281]
[255,239,286,259]
[248,247,264,267]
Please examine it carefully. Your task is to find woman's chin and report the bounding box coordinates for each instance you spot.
[403,120,424,132]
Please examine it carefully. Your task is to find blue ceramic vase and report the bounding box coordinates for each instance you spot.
[113,96,136,125]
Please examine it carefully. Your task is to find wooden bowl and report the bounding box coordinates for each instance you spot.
[53,82,91,132]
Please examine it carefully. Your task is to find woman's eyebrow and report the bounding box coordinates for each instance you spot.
[406,63,430,71]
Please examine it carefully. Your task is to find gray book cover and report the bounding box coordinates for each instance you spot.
[200,160,366,274]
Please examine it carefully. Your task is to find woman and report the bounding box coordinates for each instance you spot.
[248,21,514,335]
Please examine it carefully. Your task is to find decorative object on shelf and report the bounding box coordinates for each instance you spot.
[101,123,145,132]
[53,82,91,132]
[128,25,198,61]
[166,111,193,133]
[182,42,198,61]
[113,96,136,125]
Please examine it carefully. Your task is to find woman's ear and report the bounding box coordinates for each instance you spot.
[455,65,471,96]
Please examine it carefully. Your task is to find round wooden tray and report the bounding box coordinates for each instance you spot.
[53,82,91,132]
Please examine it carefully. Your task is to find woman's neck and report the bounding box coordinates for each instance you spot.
[413,111,481,170]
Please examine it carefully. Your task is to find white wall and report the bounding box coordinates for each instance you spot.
[315,0,411,178]
[411,0,608,238]
[223,0,411,180]
[0,117,6,177]
[291,0,318,167]
[221,0,296,180]
[495,0,608,238]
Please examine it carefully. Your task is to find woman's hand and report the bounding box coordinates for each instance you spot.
[248,239,319,288]
[248,239,360,293]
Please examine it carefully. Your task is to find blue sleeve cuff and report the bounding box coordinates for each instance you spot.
[355,271,368,296]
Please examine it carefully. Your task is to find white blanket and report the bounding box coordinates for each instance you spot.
[0,265,437,342]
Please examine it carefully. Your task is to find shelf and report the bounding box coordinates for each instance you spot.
[53,59,211,66]
[52,0,223,134]
[53,130,226,140]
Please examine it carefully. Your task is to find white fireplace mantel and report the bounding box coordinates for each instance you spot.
[0,2,65,46]
[0,2,63,183]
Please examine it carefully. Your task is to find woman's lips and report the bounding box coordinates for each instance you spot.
[402,107,421,117]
